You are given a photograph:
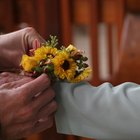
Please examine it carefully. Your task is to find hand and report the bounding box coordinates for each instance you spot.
[0,72,25,86]
[0,27,45,70]
[0,73,57,140]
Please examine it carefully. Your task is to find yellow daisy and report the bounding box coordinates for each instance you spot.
[52,51,77,80]
[21,55,38,72]
[69,67,92,83]
[34,46,58,62]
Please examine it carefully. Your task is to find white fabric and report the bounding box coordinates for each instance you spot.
[54,82,140,139]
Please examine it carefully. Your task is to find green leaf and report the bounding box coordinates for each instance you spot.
[46,35,58,47]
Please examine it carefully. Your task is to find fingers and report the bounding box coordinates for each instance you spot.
[37,100,58,120]
[13,86,56,124]
[22,27,45,53]
[33,116,54,134]
[31,87,56,111]
[7,97,57,138]
[0,77,33,89]
[0,72,25,86]
[20,74,50,99]
[28,27,45,43]
[0,72,34,89]
[3,114,54,139]
[29,39,41,55]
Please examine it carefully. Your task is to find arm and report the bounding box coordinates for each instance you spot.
[54,82,140,139]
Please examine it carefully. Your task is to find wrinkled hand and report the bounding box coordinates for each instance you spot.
[0,72,57,140]
[0,72,25,86]
[0,27,45,70]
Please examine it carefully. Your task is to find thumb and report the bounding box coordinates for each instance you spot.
[20,74,50,99]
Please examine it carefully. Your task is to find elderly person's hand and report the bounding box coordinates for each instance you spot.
[0,72,57,140]
[0,27,44,71]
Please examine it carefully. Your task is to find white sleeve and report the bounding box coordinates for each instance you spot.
[54,82,140,139]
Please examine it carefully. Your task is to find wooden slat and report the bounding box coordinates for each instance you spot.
[89,0,100,85]
[111,14,140,85]
[60,0,72,46]
[0,0,15,33]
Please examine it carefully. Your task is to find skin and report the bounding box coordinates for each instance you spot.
[0,72,57,140]
[0,27,45,70]
[0,28,58,139]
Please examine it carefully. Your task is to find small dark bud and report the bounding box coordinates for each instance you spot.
[82,56,88,61]
[83,63,89,68]
[74,54,82,60]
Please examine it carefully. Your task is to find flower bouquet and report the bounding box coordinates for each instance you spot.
[20,36,92,83]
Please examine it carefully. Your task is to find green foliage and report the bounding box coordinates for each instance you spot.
[46,35,58,47]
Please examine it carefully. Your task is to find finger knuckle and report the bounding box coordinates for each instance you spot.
[16,89,27,104]
[46,118,53,128]
[42,75,50,85]
[50,101,58,110]
[0,82,12,88]
[0,72,10,76]
[47,88,55,98]
[48,121,53,128]
[17,107,35,121]
[23,27,36,33]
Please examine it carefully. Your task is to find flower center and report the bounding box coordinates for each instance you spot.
[47,53,54,59]
[62,60,70,70]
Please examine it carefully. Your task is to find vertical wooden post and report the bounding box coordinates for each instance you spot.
[116,0,126,50]
[0,0,15,33]
[36,0,61,39]
[107,24,113,76]
[59,0,72,46]
[114,0,126,71]
[89,0,100,86]
[35,0,48,38]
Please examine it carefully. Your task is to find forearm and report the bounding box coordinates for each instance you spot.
[54,82,140,139]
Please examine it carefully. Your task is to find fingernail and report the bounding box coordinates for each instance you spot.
[33,39,40,50]
[38,118,46,122]
[34,92,41,98]
[41,73,49,79]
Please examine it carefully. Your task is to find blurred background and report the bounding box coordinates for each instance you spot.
[1,0,140,140]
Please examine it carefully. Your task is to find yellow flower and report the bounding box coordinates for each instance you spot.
[20,35,92,83]
[34,46,58,62]
[69,67,92,83]
[52,51,77,80]
[66,44,77,52]
[21,55,38,72]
